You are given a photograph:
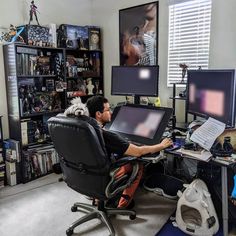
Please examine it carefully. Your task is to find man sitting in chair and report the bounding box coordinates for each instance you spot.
[85,95,173,208]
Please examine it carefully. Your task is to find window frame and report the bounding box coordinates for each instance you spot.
[167,0,212,87]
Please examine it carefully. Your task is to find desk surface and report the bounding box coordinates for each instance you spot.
[167,137,236,167]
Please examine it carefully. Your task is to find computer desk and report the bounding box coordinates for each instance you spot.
[165,147,234,236]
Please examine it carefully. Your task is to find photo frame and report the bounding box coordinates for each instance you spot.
[119,1,158,66]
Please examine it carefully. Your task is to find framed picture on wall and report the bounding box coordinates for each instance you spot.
[119,1,158,66]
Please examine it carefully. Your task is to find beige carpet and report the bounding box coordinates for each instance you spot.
[0,174,176,236]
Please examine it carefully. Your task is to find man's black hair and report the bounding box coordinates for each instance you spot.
[86,95,108,118]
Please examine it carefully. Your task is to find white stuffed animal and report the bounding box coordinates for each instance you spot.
[174,179,219,236]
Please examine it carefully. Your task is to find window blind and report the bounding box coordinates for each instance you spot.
[167,0,212,86]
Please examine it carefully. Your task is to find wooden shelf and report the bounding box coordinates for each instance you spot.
[18,75,57,78]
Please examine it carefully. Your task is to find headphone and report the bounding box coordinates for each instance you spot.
[210,137,233,157]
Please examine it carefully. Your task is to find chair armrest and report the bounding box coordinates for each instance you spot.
[105,157,140,199]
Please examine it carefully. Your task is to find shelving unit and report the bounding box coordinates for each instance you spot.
[3,43,64,183]
[3,41,104,183]
[169,82,188,130]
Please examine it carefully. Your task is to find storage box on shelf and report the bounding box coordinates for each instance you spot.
[3,43,64,183]
[17,25,50,47]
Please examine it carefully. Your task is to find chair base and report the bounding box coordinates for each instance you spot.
[66,201,136,236]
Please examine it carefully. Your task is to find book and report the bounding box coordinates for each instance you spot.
[4,139,21,162]
[6,161,17,186]
[31,153,42,177]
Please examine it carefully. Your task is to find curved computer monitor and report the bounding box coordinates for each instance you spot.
[105,104,173,145]
[111,65,159,97]
[187,69,236,127]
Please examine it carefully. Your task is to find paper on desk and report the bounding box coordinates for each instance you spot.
[190,117,226,151]
[176,148,212,162]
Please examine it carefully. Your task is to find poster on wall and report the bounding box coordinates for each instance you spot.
[119,1,158,66]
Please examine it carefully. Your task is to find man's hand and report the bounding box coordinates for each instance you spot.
[160,138,173,149]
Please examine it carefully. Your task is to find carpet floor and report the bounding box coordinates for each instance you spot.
[0,174,176,236]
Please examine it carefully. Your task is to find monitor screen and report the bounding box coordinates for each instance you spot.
[187,69,236,127]
[111,65,159,96]
[105,104,173,145]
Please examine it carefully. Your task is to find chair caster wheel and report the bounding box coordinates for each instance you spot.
[129,214,136,220]
[71,206,77,212]
[66,228,73,236]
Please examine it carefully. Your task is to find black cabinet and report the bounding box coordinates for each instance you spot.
[3,43,104,183]
[3,44,64,183]
[169,83,188,130]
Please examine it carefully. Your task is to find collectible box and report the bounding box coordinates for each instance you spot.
[88,27,101,50]
[17,25,50,46]
[57,24,89,49]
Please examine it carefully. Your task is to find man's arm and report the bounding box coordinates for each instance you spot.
[124,138,173,157]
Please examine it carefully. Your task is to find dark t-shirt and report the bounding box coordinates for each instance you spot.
[102,129,129,158]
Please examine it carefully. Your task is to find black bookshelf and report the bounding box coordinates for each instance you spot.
[3,42,104,183]
[3,43,65,183]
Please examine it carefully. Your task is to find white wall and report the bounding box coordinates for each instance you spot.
[1,0,236,137]
[0,0,92,138]
[209,0,236,67]
[91,0,236,119]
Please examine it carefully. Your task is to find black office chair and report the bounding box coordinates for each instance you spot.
[48,115,140,236]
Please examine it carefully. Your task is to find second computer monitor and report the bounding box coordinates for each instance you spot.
[111,65,159,97]
[187,69,236,127]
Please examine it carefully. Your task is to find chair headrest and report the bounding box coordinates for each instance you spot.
[49,115,106,151]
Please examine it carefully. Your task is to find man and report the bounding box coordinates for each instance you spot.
[86,95,173,208]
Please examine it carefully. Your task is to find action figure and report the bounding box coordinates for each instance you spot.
[0,24,24,43]
[86,78,94,95]
[179,63,188,83]
[29,1,40,25]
